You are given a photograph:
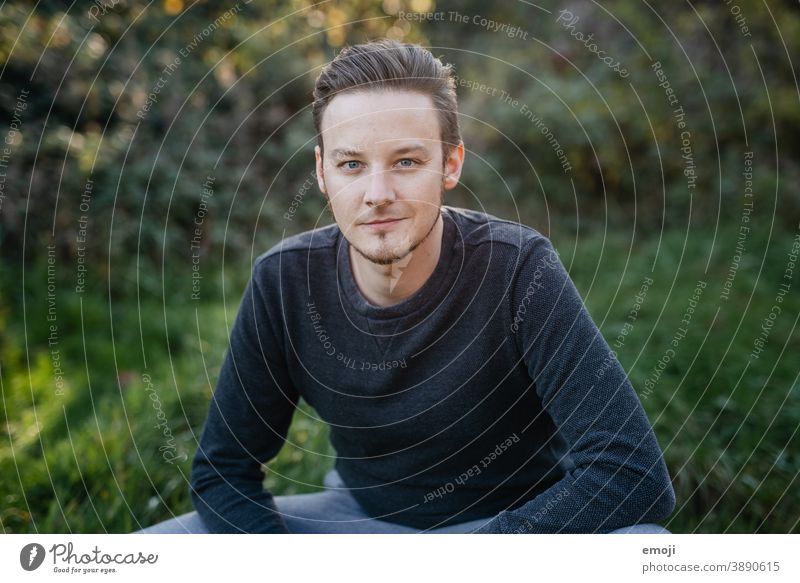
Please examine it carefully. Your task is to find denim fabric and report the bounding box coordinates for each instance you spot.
[138,471,671,534]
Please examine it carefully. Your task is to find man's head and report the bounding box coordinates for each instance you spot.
[311,39,465,266]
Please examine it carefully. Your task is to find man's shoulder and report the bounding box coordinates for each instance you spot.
[254,222,340,269]
[444,205,549,251]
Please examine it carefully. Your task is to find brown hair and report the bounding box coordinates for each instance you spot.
[312,38,461,166]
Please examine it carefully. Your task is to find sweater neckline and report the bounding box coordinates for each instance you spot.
[337,206,460,320]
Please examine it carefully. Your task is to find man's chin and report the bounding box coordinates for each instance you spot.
[354,245,410,266]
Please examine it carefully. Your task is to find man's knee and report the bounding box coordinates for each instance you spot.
[135,510,209,534]
[607,523,672,534]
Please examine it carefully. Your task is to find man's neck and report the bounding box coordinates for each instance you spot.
[349,213,444,308]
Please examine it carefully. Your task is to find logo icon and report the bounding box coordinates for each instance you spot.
[20,543,46,571]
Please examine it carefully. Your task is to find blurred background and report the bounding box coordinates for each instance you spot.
[1,0,798,533]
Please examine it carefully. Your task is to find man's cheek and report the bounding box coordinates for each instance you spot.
[334,183,361,202]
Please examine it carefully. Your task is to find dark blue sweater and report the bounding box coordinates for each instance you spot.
[189,205,676,533]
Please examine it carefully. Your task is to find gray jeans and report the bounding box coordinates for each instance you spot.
[135,470,671,534]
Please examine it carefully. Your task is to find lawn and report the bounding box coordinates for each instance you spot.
[1,218,797,533]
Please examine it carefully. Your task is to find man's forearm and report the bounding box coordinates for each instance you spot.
[471,461,675,534]
[186,259,301,534]
[190,463,289,533]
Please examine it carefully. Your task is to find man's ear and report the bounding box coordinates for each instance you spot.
[314,145,327,196]
[443,141,465,191]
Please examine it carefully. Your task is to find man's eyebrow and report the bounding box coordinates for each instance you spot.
[329,147,365,159]
[329,142,432,159]
[388,142,431,156]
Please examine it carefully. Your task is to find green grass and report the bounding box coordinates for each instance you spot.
[0,278,334,533]
[559,221,800,533]
[1,220,797,533]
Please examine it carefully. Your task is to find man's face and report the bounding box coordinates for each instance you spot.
[314,89,463,265]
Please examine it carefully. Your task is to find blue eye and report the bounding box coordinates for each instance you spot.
[398,159,416,168]
[341,160,361,171]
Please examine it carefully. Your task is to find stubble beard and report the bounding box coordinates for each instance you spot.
[330,189,445,266]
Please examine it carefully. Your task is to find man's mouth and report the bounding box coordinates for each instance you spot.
[362,218,406,227]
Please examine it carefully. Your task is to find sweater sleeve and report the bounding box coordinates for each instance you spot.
[189,257,300,533]
[473,236,675,533]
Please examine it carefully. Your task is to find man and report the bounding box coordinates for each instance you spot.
[139,39,675,534]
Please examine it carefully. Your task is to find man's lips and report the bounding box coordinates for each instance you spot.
[362,218,405,225]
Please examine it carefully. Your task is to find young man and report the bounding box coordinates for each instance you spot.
[139,39,675,534]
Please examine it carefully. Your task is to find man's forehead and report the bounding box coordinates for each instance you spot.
[324,88,436,117]
[321,90,440,150]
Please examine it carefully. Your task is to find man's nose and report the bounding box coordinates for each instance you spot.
[363,168,395,207]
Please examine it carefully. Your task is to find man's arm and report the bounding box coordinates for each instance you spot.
[473,236,675,533]
[189,258,300,533]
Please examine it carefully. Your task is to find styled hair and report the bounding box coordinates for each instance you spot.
[312,38,461,165]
